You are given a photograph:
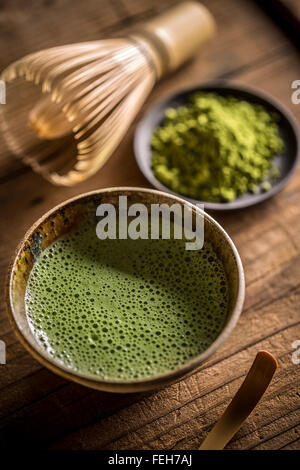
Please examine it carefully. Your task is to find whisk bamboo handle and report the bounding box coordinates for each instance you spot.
[135,1,216,77]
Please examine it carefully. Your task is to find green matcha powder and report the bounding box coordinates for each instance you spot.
[151,92,284,202]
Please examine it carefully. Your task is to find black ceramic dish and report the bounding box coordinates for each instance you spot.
[134,81,300,210]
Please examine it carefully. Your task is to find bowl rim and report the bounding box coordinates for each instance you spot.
[134,80,300,211]
[6,187,245,391]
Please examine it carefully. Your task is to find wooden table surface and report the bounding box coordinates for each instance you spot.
[0,0,299,450]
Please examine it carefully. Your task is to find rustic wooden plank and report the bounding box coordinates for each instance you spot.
[0,0,299,451]
[0,0,120,70]
[1,282,298,447]
[116,0,179,18]
[254,0,300,45]
[2,276,299,441]
[48,326,299,449]
[1,211,299,397]
[280,437,300,450]
[0,85,299,448]
[250,423,300,450]
[147,371,299,450]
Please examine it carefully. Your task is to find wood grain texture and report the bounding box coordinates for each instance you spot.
[0,0,299,450]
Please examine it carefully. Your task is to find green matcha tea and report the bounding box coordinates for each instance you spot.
[25,219,229,380]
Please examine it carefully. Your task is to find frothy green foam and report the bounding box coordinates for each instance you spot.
[25,219,229,380]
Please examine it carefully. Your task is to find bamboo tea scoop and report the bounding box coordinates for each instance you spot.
[199,351,278,450]
[0,2,216,186]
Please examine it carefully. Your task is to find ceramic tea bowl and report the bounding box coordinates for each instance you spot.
[6,187,245,392]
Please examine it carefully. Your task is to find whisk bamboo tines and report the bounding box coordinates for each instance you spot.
[0,2,216,186]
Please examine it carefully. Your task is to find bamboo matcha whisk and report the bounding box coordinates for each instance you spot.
[0,2,215,186]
